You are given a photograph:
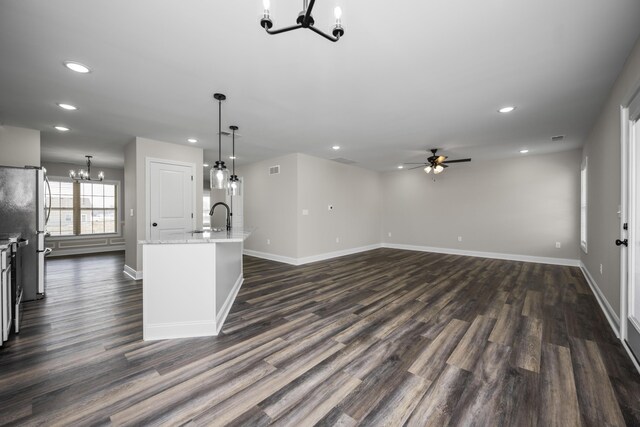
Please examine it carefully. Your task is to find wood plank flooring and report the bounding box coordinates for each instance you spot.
[1,248,639,426]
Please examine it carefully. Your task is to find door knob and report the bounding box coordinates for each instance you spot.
[615,238,628,247]
[152,222,158,227]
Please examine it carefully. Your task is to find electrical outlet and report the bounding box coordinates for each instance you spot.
[388,232,392,238]
[555,241,561,249]
[600,264,603,275]
[336,237,340,243]
[130,209,134,217]
[328,205,334,211]
[457,236,462,242]
[302,209,309,216]
[267,239,271,245]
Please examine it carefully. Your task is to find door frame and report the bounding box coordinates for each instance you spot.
[620,82,640,367]
[145,157,196,240]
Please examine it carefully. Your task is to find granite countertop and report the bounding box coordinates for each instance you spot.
[139,228,253,245]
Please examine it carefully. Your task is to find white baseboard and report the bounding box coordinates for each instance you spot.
[297,244,383,265]
[123,264,143,280]
[215,275,244,334]
[48,245,126,257]
[579,262,621,337]
[143,320,217,341]
[243,249,298,265]
[244,244,383,266]
[382,243,580,267]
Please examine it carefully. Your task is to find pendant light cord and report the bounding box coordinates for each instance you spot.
[218,99,222,162]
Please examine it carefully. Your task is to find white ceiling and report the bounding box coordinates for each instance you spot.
[1,0,639,171]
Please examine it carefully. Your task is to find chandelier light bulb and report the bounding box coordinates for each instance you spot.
[424,166,432,174]
[434,165,444,174]
[334,6,342,20]
[263,0,270,11]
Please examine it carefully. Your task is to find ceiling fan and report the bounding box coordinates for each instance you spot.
[405,149,471,174]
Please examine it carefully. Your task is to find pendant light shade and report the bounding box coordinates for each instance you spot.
[211,93,229,190]
[228,125,241,197]
[211,162,229,190]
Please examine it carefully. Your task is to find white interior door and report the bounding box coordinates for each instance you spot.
[628,118,640,360]
[149,161,194,240]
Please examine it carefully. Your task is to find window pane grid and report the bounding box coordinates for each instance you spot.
[47,178,118,236]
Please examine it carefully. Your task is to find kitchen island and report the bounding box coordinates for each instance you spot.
[140,228,251,341]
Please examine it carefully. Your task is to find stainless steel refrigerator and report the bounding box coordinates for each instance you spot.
[0,165,49,301]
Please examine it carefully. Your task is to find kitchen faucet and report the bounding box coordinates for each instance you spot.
[209,202,231,231]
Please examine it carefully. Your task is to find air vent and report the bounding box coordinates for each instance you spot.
[551,135,565,142]
[269,165,280,175]
[331,157,357,165]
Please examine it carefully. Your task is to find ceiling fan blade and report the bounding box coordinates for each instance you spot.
[436,155,447,163]
[403,163,429,165]
[442,158,472,164]
[407,165,427,170]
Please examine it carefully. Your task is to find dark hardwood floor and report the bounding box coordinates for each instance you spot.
[1,249,639,426]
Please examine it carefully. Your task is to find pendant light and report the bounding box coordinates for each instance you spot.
[228,125,241,197]
[210,93,229,190]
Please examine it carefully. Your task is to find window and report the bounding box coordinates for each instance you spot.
[580,157,588,252]
[47,178,118,236]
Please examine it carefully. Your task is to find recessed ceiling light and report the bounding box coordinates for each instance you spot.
[498,106,516,113]
[187,138,198,143]
[57,103,77,111]
[332,145,340,150]
[203,163,210,167]
[397,165,404,169]
[229,155,236,160]
[54,126,70,132]
[520,149,529,154]
[63,61,91,74]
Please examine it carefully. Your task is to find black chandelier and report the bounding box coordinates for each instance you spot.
[260,0,344,43]
[69,155,104,182]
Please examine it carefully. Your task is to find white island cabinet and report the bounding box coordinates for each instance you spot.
[140,229,251,341]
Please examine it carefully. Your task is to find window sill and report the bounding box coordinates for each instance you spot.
[48,232,121,241]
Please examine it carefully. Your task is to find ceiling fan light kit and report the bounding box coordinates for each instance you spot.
[406,149,472,175]
[260,0,345,42]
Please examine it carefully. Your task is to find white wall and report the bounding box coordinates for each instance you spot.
[0,125,40,167]
[382,150,581,261]
[124,137,203,273]
[582,36,640,318]
[42,161,126,256]
[241,153,298,259]
[296,154,381,258]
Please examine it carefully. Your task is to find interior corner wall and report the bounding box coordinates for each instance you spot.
[0,125,40,167]
[240,153,298,259]
[125,137,203,273]
[124,139,137,271]
[296,154,382,258]
[381,149,581,261]
[582,35,640,318]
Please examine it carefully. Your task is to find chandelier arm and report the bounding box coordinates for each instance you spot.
[308,25,340,42]
[303,0,316,26]
[266,24,303,35]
